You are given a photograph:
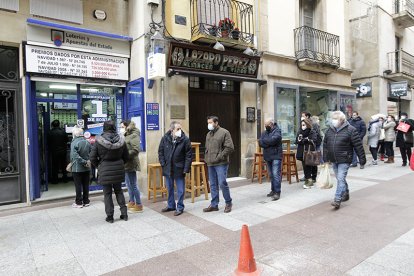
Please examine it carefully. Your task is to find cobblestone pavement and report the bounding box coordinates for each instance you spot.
[1,159,414,275]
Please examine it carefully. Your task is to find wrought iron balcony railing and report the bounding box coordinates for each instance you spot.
[387,49,414,77]
[190,0,254,45]
[394,0,414,15]
[294,26,340,68]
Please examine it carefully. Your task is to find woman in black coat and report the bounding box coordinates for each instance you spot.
[158,121,192,216]
[295,118,318,189]
[395,112,414,166]
[90,121,129,223]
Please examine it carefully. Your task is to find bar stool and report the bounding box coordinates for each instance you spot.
[147,163,167,203]
[185,161,209,203]
[282,139,299,184]
[251,140,269,183]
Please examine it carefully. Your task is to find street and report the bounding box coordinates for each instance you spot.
[1,158,414,276]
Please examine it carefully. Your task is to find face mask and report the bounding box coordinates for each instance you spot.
[331,119,340,128]
[175,129,182,137]
[208,123,215,131]
[265,126,271,132]
[119,128,126,135]
[401,116,407,120]
[301,126,307,131]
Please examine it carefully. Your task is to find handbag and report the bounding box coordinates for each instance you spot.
[304,140,321,166]
[410,154,414,171]
[397,122,411,133]
[379,128,385,140]
[316,163,334,189]
[66,162,73,172]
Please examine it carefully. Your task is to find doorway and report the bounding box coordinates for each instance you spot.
[189,77,241,177]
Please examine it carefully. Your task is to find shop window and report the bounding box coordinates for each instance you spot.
[276,87,298,144]
[30,0,83,24]
[0,89,17,174]
[189,76,200,88]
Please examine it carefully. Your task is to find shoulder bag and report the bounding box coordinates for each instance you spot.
[304,140,321,166]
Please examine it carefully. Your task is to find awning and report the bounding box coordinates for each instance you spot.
[168,69,267,86]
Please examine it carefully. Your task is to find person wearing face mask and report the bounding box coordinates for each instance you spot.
[323,111,366,209]
[158,121,192,216]
[367,114,383,165]
[120,120,143,213]
[295,118,318,189]
[259,118,282,200]
[348,111,367,168]
[395,112,414,166]
[383,115,396,163]
[203,116,235,213]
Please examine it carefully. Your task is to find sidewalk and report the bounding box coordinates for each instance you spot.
[1,159,413,275]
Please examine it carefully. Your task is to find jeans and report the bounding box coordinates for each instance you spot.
[302,161,318,181]
[265,160,282,194]
[125,171,142,205]
[384,141,394,157]
[332,163,350,202]
[165,176,185,211]
[208,164,232,207]
[103,183,127,217]
[369,146,378,161]
[399,143,412,164]
[73,171,90,205]
[351,150,359,165]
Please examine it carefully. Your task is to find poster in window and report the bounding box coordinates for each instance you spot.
[353,82,372,98]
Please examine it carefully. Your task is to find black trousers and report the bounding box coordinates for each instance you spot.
[302,161,318,181]
[73,171,90,205]
[384,142,394,157]
[50,152,67,183]
[103,183,127,217]
[378,141,385,155]
[369,146,378,161]
[399,143,412,164]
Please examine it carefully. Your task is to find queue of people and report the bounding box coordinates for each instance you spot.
[66,110,413,221]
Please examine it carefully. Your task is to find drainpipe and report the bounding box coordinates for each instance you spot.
[161,78,165,135]
[255,0,262,139]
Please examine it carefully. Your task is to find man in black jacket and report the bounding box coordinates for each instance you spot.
[259,118,282,201]
[158,121,192,216]
[48,120,69,184]
[324,111,366,209]
[348,111,367,168]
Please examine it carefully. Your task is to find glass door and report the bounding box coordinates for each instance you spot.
[337,92,356,120]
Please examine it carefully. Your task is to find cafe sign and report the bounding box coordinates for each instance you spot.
[168,42,260,78]
[390,81,408,97]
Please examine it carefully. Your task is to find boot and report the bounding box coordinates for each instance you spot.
[380,154,385,161]
[384,156,394,163]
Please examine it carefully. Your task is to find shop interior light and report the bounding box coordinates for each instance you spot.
[49,84,76,90]
[80,88,100,93]
[213,41,225,51]
[39,93,48,97]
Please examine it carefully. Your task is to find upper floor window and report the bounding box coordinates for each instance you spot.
[0,0,19,12]
[30,0,83,24]
[300,0,315,27]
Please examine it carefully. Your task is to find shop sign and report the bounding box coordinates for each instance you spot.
[246,107,255,122]
[146,103,160,130]
[27,25,130,57]
[168,42,260,78]
[353,82,372,98]
[390,81,408,97]
[25,45,129,80]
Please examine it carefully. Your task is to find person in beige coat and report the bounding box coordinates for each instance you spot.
[383,115,396,163]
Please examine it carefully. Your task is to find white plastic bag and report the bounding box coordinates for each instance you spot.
[316,163,334,189]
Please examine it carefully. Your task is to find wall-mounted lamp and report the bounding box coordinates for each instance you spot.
[243,47,254,56]
[213,41,225,51]
[383,69,392,75]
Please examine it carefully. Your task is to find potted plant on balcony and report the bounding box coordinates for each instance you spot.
[231,27,240,40]
[208,25,218,36]
[218,17,235,38]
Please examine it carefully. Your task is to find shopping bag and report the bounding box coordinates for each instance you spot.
[410,154,414,171]
[397,122,411,133]
[316,163,333,189]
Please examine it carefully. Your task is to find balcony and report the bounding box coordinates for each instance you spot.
[392,0,414,28]
[294,26,340,74]
[190,0,254,49]
[386,49,414,84]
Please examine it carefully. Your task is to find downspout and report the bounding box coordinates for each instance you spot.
[255,0,262,139]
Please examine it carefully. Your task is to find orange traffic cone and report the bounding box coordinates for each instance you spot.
[234,225,261,275]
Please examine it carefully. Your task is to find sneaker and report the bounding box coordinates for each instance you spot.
[342,193,350,202]
[360,165,365,169]
[331,200,341,209]
[83,203,90,207]
[105,216,114,223]
[372,160,378,165]
[174,210,184,216]
[120,214,128,221]
[271,193,280,201]
[303,179,312,189]
[267,191,276,197]
[72,203,83,208]
[129,204,143,213]
[161,207,176,212]
[203,205,219,212]
[127,202,135,209]
[350,163,357,167]
[224,204,232,213]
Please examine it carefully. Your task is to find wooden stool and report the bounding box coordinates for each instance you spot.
[251,152,269,183]
[281,139,299,184]
[185,161,209,203]
[147,163,167,203]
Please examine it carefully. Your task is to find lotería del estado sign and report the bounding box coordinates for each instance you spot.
[168,42,260,78]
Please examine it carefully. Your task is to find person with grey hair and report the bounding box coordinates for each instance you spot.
[323,111,366,209]
[70,126,92,208]
[259,118,283,200]
[158,121,192,216]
